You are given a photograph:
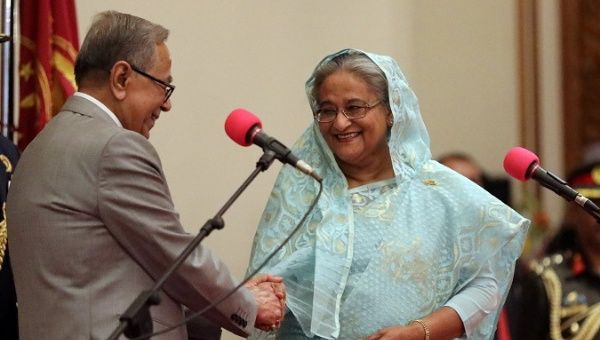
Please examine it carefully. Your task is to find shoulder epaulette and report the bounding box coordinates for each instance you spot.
[529,252,600,339]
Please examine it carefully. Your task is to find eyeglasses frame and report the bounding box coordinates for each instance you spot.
[314,100,382,123]
[130,64,176,103]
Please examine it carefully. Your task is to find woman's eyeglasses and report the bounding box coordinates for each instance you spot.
[314,101,382,123]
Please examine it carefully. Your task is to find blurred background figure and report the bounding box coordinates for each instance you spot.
[438,151,511,206]
[512,160,600,340]
[0,135,19,340]
[438,152,485,186]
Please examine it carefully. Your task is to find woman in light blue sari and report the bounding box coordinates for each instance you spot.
[247,49,528,340]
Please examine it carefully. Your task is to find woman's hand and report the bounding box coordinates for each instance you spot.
[364,323,425,340]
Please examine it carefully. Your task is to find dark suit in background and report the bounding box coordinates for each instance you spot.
[0,135,19,340]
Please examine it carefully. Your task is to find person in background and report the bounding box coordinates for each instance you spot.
[0,135,19,340]
[7,11,284,339]
[246,48,529,339]
[438,152,511,206]
[512,160,600,339]
[438,152,485,186]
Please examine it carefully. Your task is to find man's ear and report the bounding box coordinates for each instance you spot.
[109,61,132,101]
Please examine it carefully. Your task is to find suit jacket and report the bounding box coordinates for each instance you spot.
[7,95,256,339]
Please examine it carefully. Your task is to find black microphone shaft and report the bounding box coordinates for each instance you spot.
[250,127,322,182]
[530,165,579,201]
[530,164,600,221]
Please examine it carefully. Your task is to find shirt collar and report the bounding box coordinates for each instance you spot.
[73,92,123,128]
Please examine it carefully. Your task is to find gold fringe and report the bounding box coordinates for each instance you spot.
[541,264,600,339]
[0,203,7,270]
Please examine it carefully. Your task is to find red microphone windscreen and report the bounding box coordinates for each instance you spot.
[225,108,262,147]
[503,146,540,181]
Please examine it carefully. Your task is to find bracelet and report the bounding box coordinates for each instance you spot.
[410,319,431,340]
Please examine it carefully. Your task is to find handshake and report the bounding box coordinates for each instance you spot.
[244,275,287,332]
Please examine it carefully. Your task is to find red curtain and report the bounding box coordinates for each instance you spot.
[18,0,79,150]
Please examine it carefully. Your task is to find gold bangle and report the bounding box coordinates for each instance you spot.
[410,319,431,340]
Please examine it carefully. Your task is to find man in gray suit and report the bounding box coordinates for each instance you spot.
[7,10,285,339]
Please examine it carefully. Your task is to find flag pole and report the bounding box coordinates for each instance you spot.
[0,0,14,140]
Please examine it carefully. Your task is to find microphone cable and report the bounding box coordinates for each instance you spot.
[127,179,323,340]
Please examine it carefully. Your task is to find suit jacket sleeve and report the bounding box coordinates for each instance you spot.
[96,130,257,336]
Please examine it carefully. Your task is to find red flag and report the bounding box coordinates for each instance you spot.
[18,0,79,150]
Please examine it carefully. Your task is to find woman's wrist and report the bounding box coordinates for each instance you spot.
[409,319,431,340]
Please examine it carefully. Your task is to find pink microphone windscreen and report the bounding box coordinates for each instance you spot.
[225,108,262,147]
[503,146,539,181]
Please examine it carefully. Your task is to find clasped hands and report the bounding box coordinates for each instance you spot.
[245,274,286,332]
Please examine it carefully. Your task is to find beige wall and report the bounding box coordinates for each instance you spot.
[75,1,560,338]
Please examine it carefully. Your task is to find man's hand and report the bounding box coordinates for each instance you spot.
[245,275,286,331]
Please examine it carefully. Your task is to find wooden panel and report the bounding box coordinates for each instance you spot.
[517,0,543,206]
[562,0,600,173]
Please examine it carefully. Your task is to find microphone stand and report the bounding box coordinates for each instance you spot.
[107,150,278,340]
[577,198,600,224]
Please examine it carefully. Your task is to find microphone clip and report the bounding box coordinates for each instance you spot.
[256,150,277,171]
[119,290,161,339]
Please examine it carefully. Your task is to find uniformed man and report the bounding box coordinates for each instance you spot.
[0,135,19,339]
[513,160,600,340]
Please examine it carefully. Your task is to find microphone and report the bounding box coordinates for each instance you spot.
[503,146,600,217]
[225,108,322,182]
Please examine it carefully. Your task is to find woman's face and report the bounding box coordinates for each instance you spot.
[317,70,392,170]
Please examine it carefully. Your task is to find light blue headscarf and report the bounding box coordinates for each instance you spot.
[247,49,528,339]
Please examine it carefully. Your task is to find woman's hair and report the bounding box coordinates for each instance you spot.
[74,10,169,86]
[309,50,389,113]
